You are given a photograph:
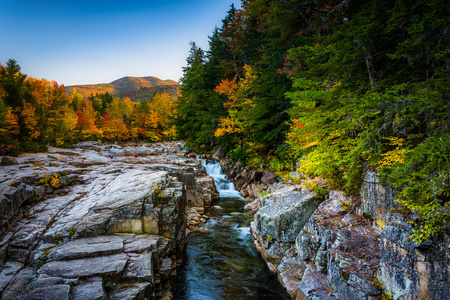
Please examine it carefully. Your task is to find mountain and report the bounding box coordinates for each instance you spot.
[65,76,180,101]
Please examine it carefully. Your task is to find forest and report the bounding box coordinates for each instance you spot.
[173,0,449,242]
[0,0,448,242]
[0,59,177,155]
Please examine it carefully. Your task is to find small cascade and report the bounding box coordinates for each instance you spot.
[201,159,242,198]
[174,159,290,299]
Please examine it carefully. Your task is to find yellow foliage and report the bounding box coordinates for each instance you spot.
[50,173,61,188]
[214,116,243,137]
[377,137,411,169]
[21,102,38,137]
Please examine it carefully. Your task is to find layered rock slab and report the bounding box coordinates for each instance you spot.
[38,253,128,278]
[0,142,219,299]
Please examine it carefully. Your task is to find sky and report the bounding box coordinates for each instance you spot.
[0,0,241,86]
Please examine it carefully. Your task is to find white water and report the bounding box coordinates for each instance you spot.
[201,159,242,198]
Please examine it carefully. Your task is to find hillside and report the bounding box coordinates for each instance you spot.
[65,76,180,101]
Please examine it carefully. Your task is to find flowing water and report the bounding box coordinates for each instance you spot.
[172,160,290,299]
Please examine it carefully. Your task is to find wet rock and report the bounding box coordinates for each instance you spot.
[38,253,128,278]
[191,227,211,233]
[244,199,260,213]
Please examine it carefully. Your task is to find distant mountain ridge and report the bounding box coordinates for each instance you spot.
[65,76,180,101]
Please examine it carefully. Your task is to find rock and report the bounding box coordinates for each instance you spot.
[298,265,338,300]
[70,277,106,300]
[244,199,260,213]
[277,256,304,298]
[327,229,381,299]
[212,146,226,160]
[16,284,70,300]
[360,170,394,226]
[1,268,34,300]
[191,227,211,233]
[123,236,159,253]
[38,253,128,278]
[377,213,450,300]
[0,261,23,292]
[0,142,200,299]
[47,236,124,261]
[9,224,46,249]
[254,191,321,242]
[261,171,279,185]
[26,275,64,291]
[123,253,154,282]
[108,282,151,300]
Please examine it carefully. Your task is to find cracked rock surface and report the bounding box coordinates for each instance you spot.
[0,141,218,299]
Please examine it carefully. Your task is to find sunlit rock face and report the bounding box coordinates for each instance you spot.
[0,141,219,300]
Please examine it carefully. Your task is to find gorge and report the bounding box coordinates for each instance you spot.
[0,142,449,299]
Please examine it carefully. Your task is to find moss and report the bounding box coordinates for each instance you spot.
[363,210,375,221]
[68,227,76,236]
[340,201,351,212]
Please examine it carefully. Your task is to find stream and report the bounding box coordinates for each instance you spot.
[173,160,290,299]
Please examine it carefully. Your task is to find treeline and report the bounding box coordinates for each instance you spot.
[117,84,180,102]
[0,59,176,155]
[174,0,449,242]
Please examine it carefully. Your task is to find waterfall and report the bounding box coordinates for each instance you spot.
[201,159,242,198]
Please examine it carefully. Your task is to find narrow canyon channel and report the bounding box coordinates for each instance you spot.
[173,160,290,299]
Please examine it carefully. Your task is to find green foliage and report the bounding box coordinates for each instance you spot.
[363,211,375,221]
[264,234,273,241]
[173,42,227,152]
[340,201,351,212]
[68,227,76,236]
[152,182,166,207]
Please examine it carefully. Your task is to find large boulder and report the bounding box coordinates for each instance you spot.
[254,191,321,243]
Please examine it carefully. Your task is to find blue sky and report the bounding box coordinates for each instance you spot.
[0,0,240,86]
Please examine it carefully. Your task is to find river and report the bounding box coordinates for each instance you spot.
[172,160,290,299]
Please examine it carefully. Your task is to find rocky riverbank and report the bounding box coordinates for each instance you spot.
[219,157,450,300]
[0,142,218,300]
